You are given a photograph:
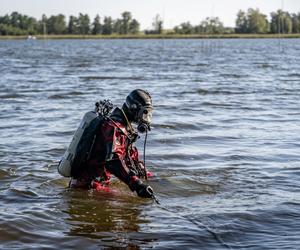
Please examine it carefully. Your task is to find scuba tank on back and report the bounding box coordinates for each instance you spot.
[58,100,113,177]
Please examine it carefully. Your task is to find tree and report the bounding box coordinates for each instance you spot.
[10,12,21,28]
[92,14,102,35]
[0,23,26,35]
[270,10,292,34]
[247,8,268,33]
[0,14,10,26]
[78,13,90,34]
[207,17,224,33]
[199,17,224,34]
[8,12,39,34]
[270,11,280,33]
[102,16,113,35]
[113,18,122,33]
[235,10,248,33]
[47,14,66,34]
[120,11,132,34]
[283,13,293,33]
[174,22,194,34]
[68,15,78,34]
[292,13,300,33]
[129,19,140,34]
[36,14,47,34]
[26,17,38,33]
[19,15,38,34]
[152,14,163,34]
[0,12,39,35]
[235,8,268,33]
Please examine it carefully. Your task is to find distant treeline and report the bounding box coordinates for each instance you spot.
[1,9,300,36]
[175,9,300,34]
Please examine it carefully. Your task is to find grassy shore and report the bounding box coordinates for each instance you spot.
[1,33,300,40]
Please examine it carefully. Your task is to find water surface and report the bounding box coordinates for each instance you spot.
[0,39,300,249]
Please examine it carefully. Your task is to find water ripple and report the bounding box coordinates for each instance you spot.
[1,38,300,249]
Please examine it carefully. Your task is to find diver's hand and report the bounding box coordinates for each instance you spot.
[129,177,154,198]
[136,183,154,198]
[130,178,153,198]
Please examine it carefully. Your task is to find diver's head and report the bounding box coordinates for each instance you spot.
[122,89,153,133]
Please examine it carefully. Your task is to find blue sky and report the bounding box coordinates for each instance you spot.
[1,0,299,29]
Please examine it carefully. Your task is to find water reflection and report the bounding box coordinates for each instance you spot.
[62,185,157,248]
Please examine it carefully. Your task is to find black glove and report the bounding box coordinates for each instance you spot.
[133,180,154,198]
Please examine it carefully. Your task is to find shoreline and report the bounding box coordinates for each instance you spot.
[1,34,300,40]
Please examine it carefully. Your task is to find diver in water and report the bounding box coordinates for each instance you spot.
[68,89,154,198]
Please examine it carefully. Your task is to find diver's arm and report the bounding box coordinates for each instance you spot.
[106,157,153,198]
[106,158,136,189]
[103,122,153,197]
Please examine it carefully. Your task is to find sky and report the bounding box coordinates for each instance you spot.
[1,0,300,29]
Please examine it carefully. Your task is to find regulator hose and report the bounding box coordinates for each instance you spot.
[143,129,148,180]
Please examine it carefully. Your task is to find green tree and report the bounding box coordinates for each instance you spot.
[208,17,224,33]
[174,22,194,34]
[270,11,279,33]
[235,10,248,33]
[247,8,269,33]
[47,14,66,34]
[235,8,268,33]
[10,12,21,28]
[200,17,224,34]
[0,14,10,25]
[283,13,293,33]
[36,14,47,34]
[113,18,122,33]
[129,18,140,34]
[152,14,163,34]
[68,15,78,34]
[270,10,292,34]
[92,14,102,35]
[78,13,90,34]
[102,16,113,35]
[292,13,300,33]
[20,15,38,34]
[0,18,27,36]
[120,11,132,34]
[0,12,39,35]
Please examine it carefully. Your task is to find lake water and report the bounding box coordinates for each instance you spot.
[0,38,300,249]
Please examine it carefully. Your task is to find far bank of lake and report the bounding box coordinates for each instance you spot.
[1,33,300,40]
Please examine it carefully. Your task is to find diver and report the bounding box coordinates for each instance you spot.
[67,89,154,198]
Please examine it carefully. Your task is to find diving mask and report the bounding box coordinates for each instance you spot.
[137,106,152,133]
